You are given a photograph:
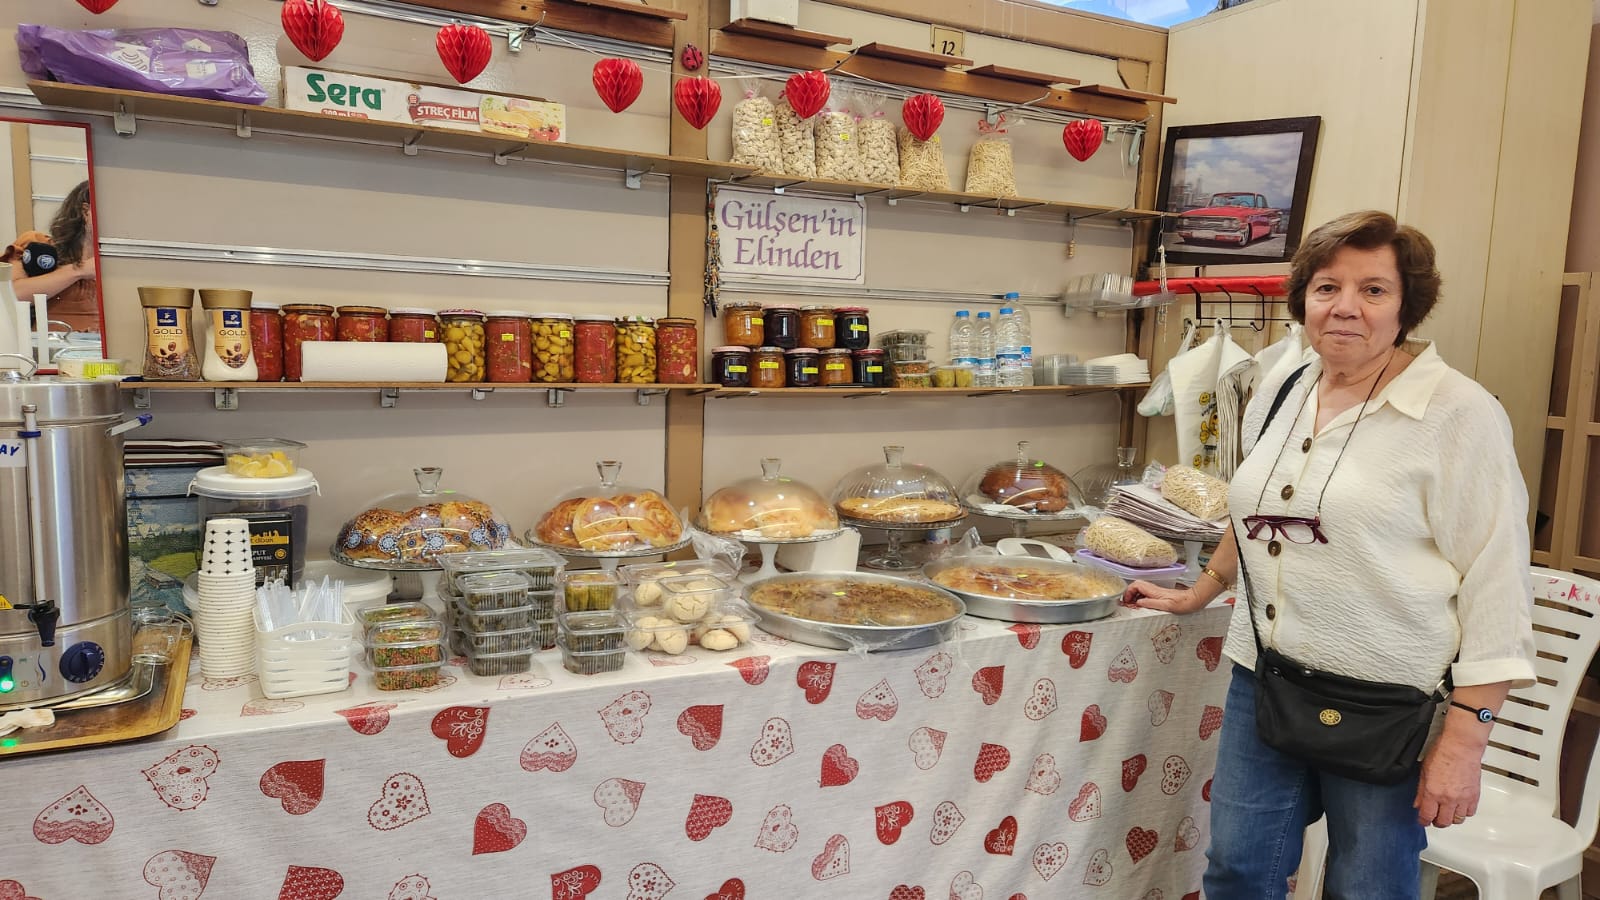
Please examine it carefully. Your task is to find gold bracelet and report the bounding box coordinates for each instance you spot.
[1201,566,1231,589]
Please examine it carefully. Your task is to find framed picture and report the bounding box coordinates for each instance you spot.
[1153,116,1321,266]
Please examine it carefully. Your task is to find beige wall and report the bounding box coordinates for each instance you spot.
[1567,24,1600,272]
[3,0,1139,553]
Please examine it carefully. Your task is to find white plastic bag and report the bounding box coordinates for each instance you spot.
[1165,320,1250,474]
[1138,318,1198,417]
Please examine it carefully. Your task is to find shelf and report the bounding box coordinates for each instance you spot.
[1071,84,1177,105]
[28,82,759,187]
[856,41,973,70]
[719,19,851,48]
[547,0,688,20]
[730,173,1165,222]
[967,64,1080,88]
[710,33,1156,123]
[707,384,1144,399]
[398,0,679,47]
[121,381,718,410]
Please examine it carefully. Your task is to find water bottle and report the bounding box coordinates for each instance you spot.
[996,352,1024,386]
[995,304,1020,357]
[1005,292,1034,385]
[974,311,996,386]
[948,310,974,365]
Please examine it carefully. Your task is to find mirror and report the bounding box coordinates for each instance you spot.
[0,117,105,366]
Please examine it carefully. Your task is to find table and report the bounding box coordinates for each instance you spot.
[2,602,1232,900]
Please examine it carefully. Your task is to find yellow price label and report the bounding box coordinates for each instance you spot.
[825,363,847,371]
[850,324,868,332]
[424,330,435,339]
[759,361,780,370]
[819,319,834,327]
[867,365,883,373]
[560,331,571,338]
[802,367,819,375]
[728,365,748,373]
[501,334,516,342]
[751,317,765,326]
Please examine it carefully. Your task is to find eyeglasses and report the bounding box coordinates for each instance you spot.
[1242,514,1328,545]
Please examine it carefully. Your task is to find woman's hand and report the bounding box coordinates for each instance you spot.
[1123,581,1212,615]
[1414,734,1484,828]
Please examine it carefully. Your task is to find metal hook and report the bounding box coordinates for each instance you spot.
[822,48,860,75]
[507,11,545,53]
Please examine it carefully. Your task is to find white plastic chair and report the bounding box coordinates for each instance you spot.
[1292,568,1600,900]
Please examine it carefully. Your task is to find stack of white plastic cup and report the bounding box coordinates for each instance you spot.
[192,517,257,678]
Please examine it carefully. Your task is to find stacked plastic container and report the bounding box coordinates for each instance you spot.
[360,602,446,690]
[438,548,564,676]
[558,571,626,675]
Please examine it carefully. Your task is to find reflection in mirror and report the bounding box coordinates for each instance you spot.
[0,117,105,366]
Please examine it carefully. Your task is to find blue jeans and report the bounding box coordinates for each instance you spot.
[1204,665,1427,900]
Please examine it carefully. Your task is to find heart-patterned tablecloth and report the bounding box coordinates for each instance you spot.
[1,601,1233,900]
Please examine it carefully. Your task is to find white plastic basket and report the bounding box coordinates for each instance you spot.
[254,604,357,700]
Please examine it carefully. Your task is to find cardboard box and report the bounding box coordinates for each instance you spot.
[731,0,800,27]
[283,67,566,143]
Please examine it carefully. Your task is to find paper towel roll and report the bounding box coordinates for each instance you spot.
[299,341,447,382]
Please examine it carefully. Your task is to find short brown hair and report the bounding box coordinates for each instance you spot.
[1285,210,1441,345]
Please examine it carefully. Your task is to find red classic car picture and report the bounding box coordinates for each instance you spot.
[1175,192,1283,246]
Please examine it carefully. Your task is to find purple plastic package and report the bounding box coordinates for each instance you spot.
[18,24,268,105]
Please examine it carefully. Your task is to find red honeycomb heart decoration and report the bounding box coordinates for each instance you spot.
[592,58,644,114]
[901,93,945,142]
[784,70,830,120]
[436,23,492,85]
[280,0,345,63]
[75,0,119,13]
[674,76,722,130]
[1063,119,1105,162]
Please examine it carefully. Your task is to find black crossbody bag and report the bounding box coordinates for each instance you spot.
[1235,365,1448,785]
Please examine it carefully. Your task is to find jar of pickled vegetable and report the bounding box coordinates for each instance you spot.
[389,308,439,343]
[819,349,853,386]
[711,346,751,387]
[574,316,617,383]
[800,305,835,349]
[250,302,283,382]
[752,346,786,389]
[836,306,871,350]
[616,317,657,384]
[764,306,800,350]
[722,301,764,348]
[531,314,575,383]
[440,309,487,383]
[853,348,888,387]
[655,317,699,384]
[785,348,820,387]
[282,303,336,382]
[486,310,534,383]
[336,305,389,342]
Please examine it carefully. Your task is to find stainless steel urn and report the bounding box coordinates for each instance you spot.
[0,371,146,709]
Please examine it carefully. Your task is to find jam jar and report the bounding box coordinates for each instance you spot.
[819,349,853,386]
[800,305,835,349]
[282,303,336,382]
[711,346,751,388]
[337,305,389,342]
[853,348,888,387]
[616,317,657,384]
[835,306,871,350]
[486,310,534,383]
[785,348,820,387]
[440,309,487,383]
[655,317,699,384]
[722,301,764,348]
[574,315,617,383]
[764,306,800,350]
[389,308,439,343]
[751,346,786,389]
[531,314,575,383]
[250,302,283,382]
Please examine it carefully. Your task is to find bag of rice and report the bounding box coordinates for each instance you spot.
[1084,517,1179,568]
[1160,465,1229,520]
[731,88,782,172]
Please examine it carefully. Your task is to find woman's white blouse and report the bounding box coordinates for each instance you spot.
[1222,341,1536,692]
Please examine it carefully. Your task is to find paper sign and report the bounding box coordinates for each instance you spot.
[715,186,866,285]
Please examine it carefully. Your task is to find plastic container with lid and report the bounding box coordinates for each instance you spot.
[564,570,619,612]
[189,466,320,587]
[527,460,687,554]
[558,637,626,675]
[437,547,564,594]
[800,305,835,349]
[388,308,439,343]
[961,440,1089,518]
[559,608,626,655]
[222,437,306,478]
[620,558,741,594]
[785,348,820,387]
[819,348,852,386]
[835,306,871,350]
[462,625,536,655]
[751,347,785,389]
[573,316,616,383]
[453,596,542,633]
[485,310,534,383]
[138,286,202,381]
[459,570,531,615]
[373,660,444,690]
[366,620,445,667]
[616,318,656,384]
[698,457,840,540]
[332,466,513,570]
[852,348,888,387]
[531,313,575,383]
[465,647,535,676]
[655,317,699,384]
[711,346,751,387]
[282,303,336,382]
[831,445,964,525]
[932,364,975,388]
[722,301,764,347]
[892,358,932,388]
[439,309,487,383]
[764,306,801,349]
[250,302,283,382]
[357,601,434,639]
[336,305,389,342]
[199,289,257,381]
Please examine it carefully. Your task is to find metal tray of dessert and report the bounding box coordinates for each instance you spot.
[921,554,1126,624]
[744,570,965,652]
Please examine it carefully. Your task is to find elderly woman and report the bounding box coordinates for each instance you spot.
[1126,210,1535,899]
[4,180,99,332]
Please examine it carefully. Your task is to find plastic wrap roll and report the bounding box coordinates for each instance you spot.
[298,341,447,382]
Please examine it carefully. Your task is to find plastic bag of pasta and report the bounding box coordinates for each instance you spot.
[1160,465,1230,520]
[964,115,1018,197]
[856,92,899,186]
[730,87,782,173]
[814,102,861,181]
[897,127,951,190]
[773,96,817,178]
[1083,516,1179,568]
